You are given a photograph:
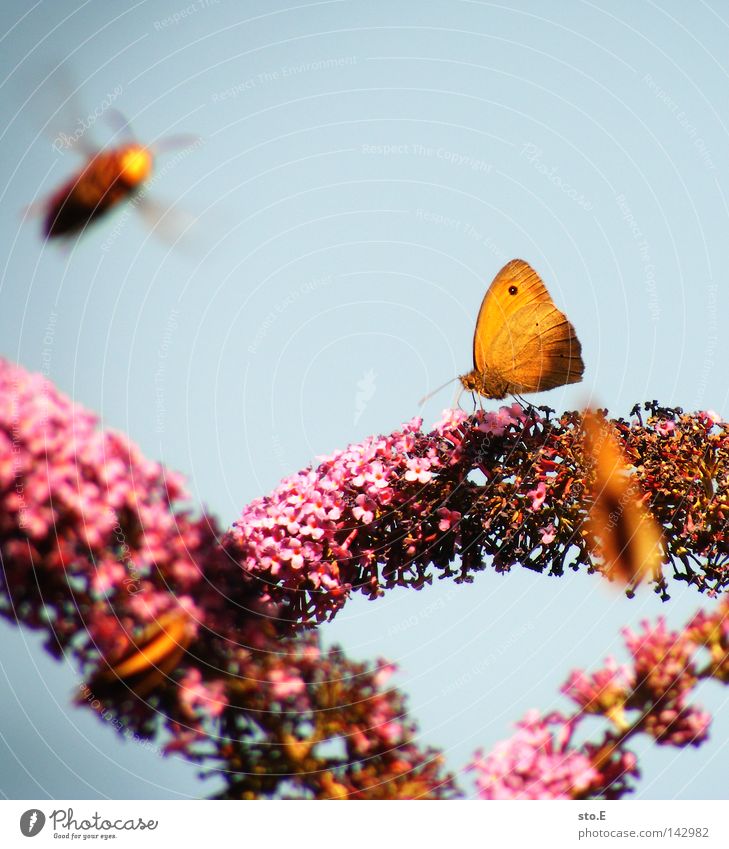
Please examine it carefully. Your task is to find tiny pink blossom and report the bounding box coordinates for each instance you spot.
[528,482,547,511]
[179,669,228,720]
[561,657,633,714]
[269,668,306,699]
[373,662,397,689]
[539,524,556,545]
[352,494,375,524]
[655,420,675,437]
[405,457,433,484]
[479,405,521,436]
[433,407,468,434]
[364,461,390,490]
[438,508,462,532]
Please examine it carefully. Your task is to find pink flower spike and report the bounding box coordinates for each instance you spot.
[468,711,598,800]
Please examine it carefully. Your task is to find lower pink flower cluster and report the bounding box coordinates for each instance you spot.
[0,359,457,799]
[469,609,724,799]
[0,358,222,656]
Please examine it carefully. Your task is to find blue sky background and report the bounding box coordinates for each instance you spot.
[1,0,729,799]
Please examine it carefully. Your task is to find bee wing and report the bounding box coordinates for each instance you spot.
[103,107,136,142]
[151,134,201,155]
[28,63,100,156]
[135,194,199,252]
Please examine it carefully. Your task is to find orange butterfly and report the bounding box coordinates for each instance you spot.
[79,608,196,703]
[460,259,584,399]
[583,411,662,588]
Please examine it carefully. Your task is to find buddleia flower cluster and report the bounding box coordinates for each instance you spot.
[468,599,729,799]
[3,357,729,798]
[0,358,457,799]
[225,401,729,624]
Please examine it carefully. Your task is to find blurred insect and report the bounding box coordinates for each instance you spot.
[583,410,663,590]
[32,107,199,244]
[78,608,197,703]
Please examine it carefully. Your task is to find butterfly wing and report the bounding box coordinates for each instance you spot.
[583,412,662,587]
[471,258,584,394]
[472,259,552,372]
[489,301,584,392]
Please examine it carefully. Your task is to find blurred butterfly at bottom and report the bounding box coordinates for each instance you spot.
[452,258,584,401]
[77,608,196,703]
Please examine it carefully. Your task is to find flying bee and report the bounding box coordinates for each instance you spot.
[42,142,154,238]
[32,108,199,243]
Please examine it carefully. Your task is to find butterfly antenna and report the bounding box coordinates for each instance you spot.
[418,377,459,407]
